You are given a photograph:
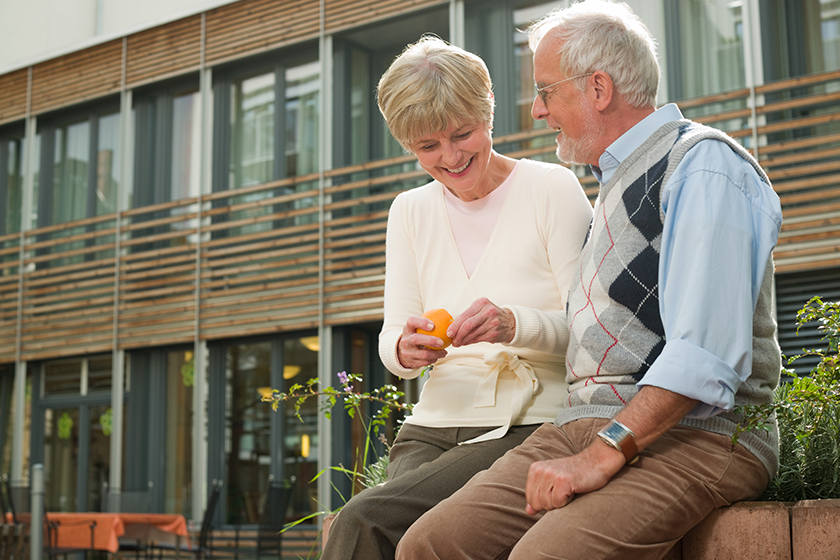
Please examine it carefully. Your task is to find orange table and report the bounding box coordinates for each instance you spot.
[8,512,191,554]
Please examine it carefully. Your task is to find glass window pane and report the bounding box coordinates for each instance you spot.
[513,2,558,132]
[96,112,120,216]
[88,404,111,511]
[44,407,80,512]
[283,335,318,522]
[87,355,112,392]
[672,0,745,98]
[285,60,319,177]
[231,72,276,188]
[171,90,201,201]
[165,349,193,517]
[44,359,82,396]
[5,136,23,235]
[53,119,90,225]
[224,341,272,525]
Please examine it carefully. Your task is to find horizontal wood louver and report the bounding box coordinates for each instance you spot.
[0,69,28,125]
[0,233,21,363]
[322,155,426,326]
[117,199,198,349]
[3,67,840,363]
[29,40,123,115]
[204,0,320,66]
[19,216,117,361]
[199,177,324,339]
[324,0,446,33]
[125,14,202,88]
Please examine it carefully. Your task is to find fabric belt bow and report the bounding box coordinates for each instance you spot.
[461,349,539,445]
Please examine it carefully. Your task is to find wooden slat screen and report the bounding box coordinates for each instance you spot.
[1,68,840,363]
[0,69,28,125]
[118,199,198,349]
[125,14,202,88]
[322,157,427,326]
[199,177,323,339]
[19,217,117,361]
[204,0,321,66]
[29,40,123,115]
[676,70,840,273]
[324,0,446,34]
[0,233,21,363]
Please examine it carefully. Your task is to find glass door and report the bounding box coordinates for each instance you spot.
[34,356,113,513]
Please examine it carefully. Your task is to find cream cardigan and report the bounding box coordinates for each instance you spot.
[379,159,593,434]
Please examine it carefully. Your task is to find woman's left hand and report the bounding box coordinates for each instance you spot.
[449,297,516,347]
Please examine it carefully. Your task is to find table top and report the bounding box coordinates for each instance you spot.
[7,512,190,553]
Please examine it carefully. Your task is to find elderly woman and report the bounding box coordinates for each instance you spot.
[320,36,593,560]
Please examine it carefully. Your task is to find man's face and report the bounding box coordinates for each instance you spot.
[531,37,603,166]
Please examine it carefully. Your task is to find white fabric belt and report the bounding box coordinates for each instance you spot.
[461,349,540,445]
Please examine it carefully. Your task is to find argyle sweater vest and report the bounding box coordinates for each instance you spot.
[561,120,782,477]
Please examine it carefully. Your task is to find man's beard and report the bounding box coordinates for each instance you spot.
[555,112,601,165]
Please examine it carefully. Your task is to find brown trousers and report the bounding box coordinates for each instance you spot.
[396,419,770,560]
[319,422,541,560]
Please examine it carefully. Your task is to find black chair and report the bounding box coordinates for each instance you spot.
[256,476,295,560]
[1,477,28,560]
[154,479,222,560]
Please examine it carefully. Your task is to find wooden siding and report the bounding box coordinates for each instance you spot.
[0,69,28,125]
[125,14,203,87]
[203,0,321,66]
[324,0,446,33]
[30,40,123,115]
[0,66,839,363]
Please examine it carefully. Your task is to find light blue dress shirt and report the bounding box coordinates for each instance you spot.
[593,103,783,418]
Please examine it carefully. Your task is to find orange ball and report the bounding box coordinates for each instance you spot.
[416,309,454,350]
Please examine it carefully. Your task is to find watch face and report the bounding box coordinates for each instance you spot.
[601,421,630,442]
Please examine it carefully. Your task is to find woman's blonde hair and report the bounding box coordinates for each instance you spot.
[376,36,494,151]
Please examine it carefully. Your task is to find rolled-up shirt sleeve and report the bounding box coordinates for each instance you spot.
[637,140,782,418]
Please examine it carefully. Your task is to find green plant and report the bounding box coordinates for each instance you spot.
[734,296,840,502]
[263,371,413,529]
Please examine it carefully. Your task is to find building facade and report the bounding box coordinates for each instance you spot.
[0,0,838,530]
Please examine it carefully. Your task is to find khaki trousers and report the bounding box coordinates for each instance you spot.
[320,422,541,560]
[396,419,770,560]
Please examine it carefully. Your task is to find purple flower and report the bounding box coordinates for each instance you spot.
[344,386,353,392]
[337,371,349,385]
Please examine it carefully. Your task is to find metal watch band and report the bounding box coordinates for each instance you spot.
[597,419,639,465]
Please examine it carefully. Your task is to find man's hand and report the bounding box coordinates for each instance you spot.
[525,436,626,515]
[524,387,700,515]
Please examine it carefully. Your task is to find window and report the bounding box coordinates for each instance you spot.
[776,267,840,375]
[214,49,320,192]
[208,333,319,526]
[761,0,840,81]
[36,102,120,227]
[132,78,201,208]
[0,124,24,236]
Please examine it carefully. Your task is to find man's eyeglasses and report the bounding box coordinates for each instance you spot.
[534,73,593,105]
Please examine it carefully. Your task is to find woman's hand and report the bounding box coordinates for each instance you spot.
[396,315,448,369]
[449,297,516,347]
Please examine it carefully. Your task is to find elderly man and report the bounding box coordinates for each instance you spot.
[394,1,783,559]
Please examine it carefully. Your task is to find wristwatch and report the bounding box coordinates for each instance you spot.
[597,419,639,465]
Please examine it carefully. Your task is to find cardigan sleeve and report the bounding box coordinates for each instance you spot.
[503,165,593,355]
[378,191,426,379]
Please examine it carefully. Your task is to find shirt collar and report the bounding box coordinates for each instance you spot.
[592,103,684,185]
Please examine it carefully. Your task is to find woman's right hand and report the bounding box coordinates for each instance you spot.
[396,315,448,369]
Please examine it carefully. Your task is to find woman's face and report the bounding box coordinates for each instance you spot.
[410,121,495,201]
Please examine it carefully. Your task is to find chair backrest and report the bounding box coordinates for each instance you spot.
[102,481,154,513]
[256,476,296,560]
[197,479,223,553]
